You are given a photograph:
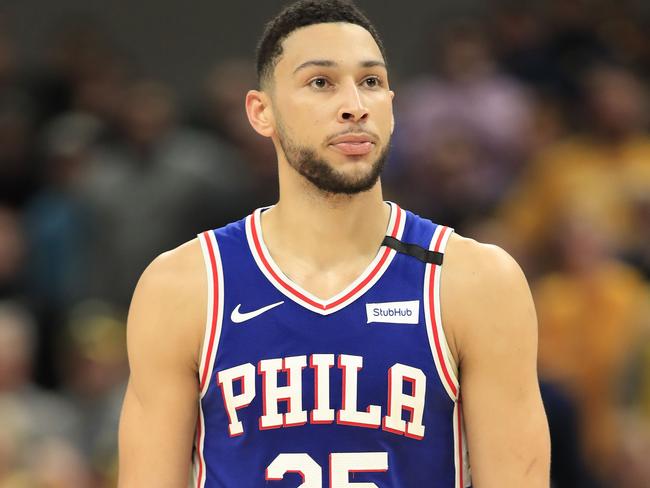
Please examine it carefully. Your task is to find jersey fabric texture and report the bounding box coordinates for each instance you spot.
[193,202,471,488]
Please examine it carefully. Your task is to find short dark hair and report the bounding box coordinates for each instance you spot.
[256,0,387,88]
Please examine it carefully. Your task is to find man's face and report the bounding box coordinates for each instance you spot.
[268,22,394,194]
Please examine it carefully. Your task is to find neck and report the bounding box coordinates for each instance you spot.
[262,165,390,270]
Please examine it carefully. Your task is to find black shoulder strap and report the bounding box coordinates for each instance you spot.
[382,235,444,265]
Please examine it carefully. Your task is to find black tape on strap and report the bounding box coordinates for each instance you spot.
[382,236,444,265]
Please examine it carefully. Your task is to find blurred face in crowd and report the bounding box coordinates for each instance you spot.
[440,24,492,81]
[121,81,175,147]
[248,23,394,195]
[587,66,647,137]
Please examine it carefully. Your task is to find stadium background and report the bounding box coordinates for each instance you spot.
[0,0,649,486]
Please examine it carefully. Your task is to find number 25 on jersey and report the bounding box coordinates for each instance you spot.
[266,451,388,488]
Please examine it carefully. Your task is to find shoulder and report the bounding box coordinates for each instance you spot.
[440,232,537,366]
[127,237,207,372]
[137,237,205,292]
[443,232,527,288]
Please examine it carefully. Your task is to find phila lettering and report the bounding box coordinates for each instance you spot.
[216,353,427,440]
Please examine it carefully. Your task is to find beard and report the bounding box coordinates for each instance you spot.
[276,123,390,195]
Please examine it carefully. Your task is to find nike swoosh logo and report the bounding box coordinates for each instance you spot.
[230,301,284,324]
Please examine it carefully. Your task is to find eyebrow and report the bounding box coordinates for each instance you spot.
[292,59,387,74]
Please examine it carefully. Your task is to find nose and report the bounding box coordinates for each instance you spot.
[337,81,369,123]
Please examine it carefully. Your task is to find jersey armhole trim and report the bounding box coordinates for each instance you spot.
[197,230,225,398]
[423,225,460,402]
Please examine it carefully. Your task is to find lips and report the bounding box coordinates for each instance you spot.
[328,134,376,156]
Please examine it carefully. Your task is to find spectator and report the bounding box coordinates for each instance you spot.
[0,302,80,480]
[390,19,533,230]
[196,58,278,210]
[58,301,127,486]
[534,210,649,484]
[498,64,650,272]
[80,79,244,305]
[24,112,103,310]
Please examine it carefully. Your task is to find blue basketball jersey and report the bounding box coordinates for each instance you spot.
[193,202,471,488]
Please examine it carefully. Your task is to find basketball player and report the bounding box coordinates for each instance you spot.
[118,1,550,486]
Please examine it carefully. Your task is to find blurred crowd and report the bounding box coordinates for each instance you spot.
[0,1,649,487]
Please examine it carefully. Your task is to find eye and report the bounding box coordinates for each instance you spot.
[362,76,383,88]
[309,77,331,89]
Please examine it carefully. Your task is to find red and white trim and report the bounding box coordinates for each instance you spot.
[453,401,471,488]
[423,225,471,486]
[246,202,406,315]
[197,230,225,396]
[194,230,225,488]
[423,224,458,401]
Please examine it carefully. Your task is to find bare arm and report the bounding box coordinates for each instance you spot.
[443,235,550,487]
[118,240,206,487]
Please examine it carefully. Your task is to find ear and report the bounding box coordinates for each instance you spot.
[389,90,395,134]
[245,89,275,138]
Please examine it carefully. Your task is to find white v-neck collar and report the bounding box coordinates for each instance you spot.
[245,202,407,315]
